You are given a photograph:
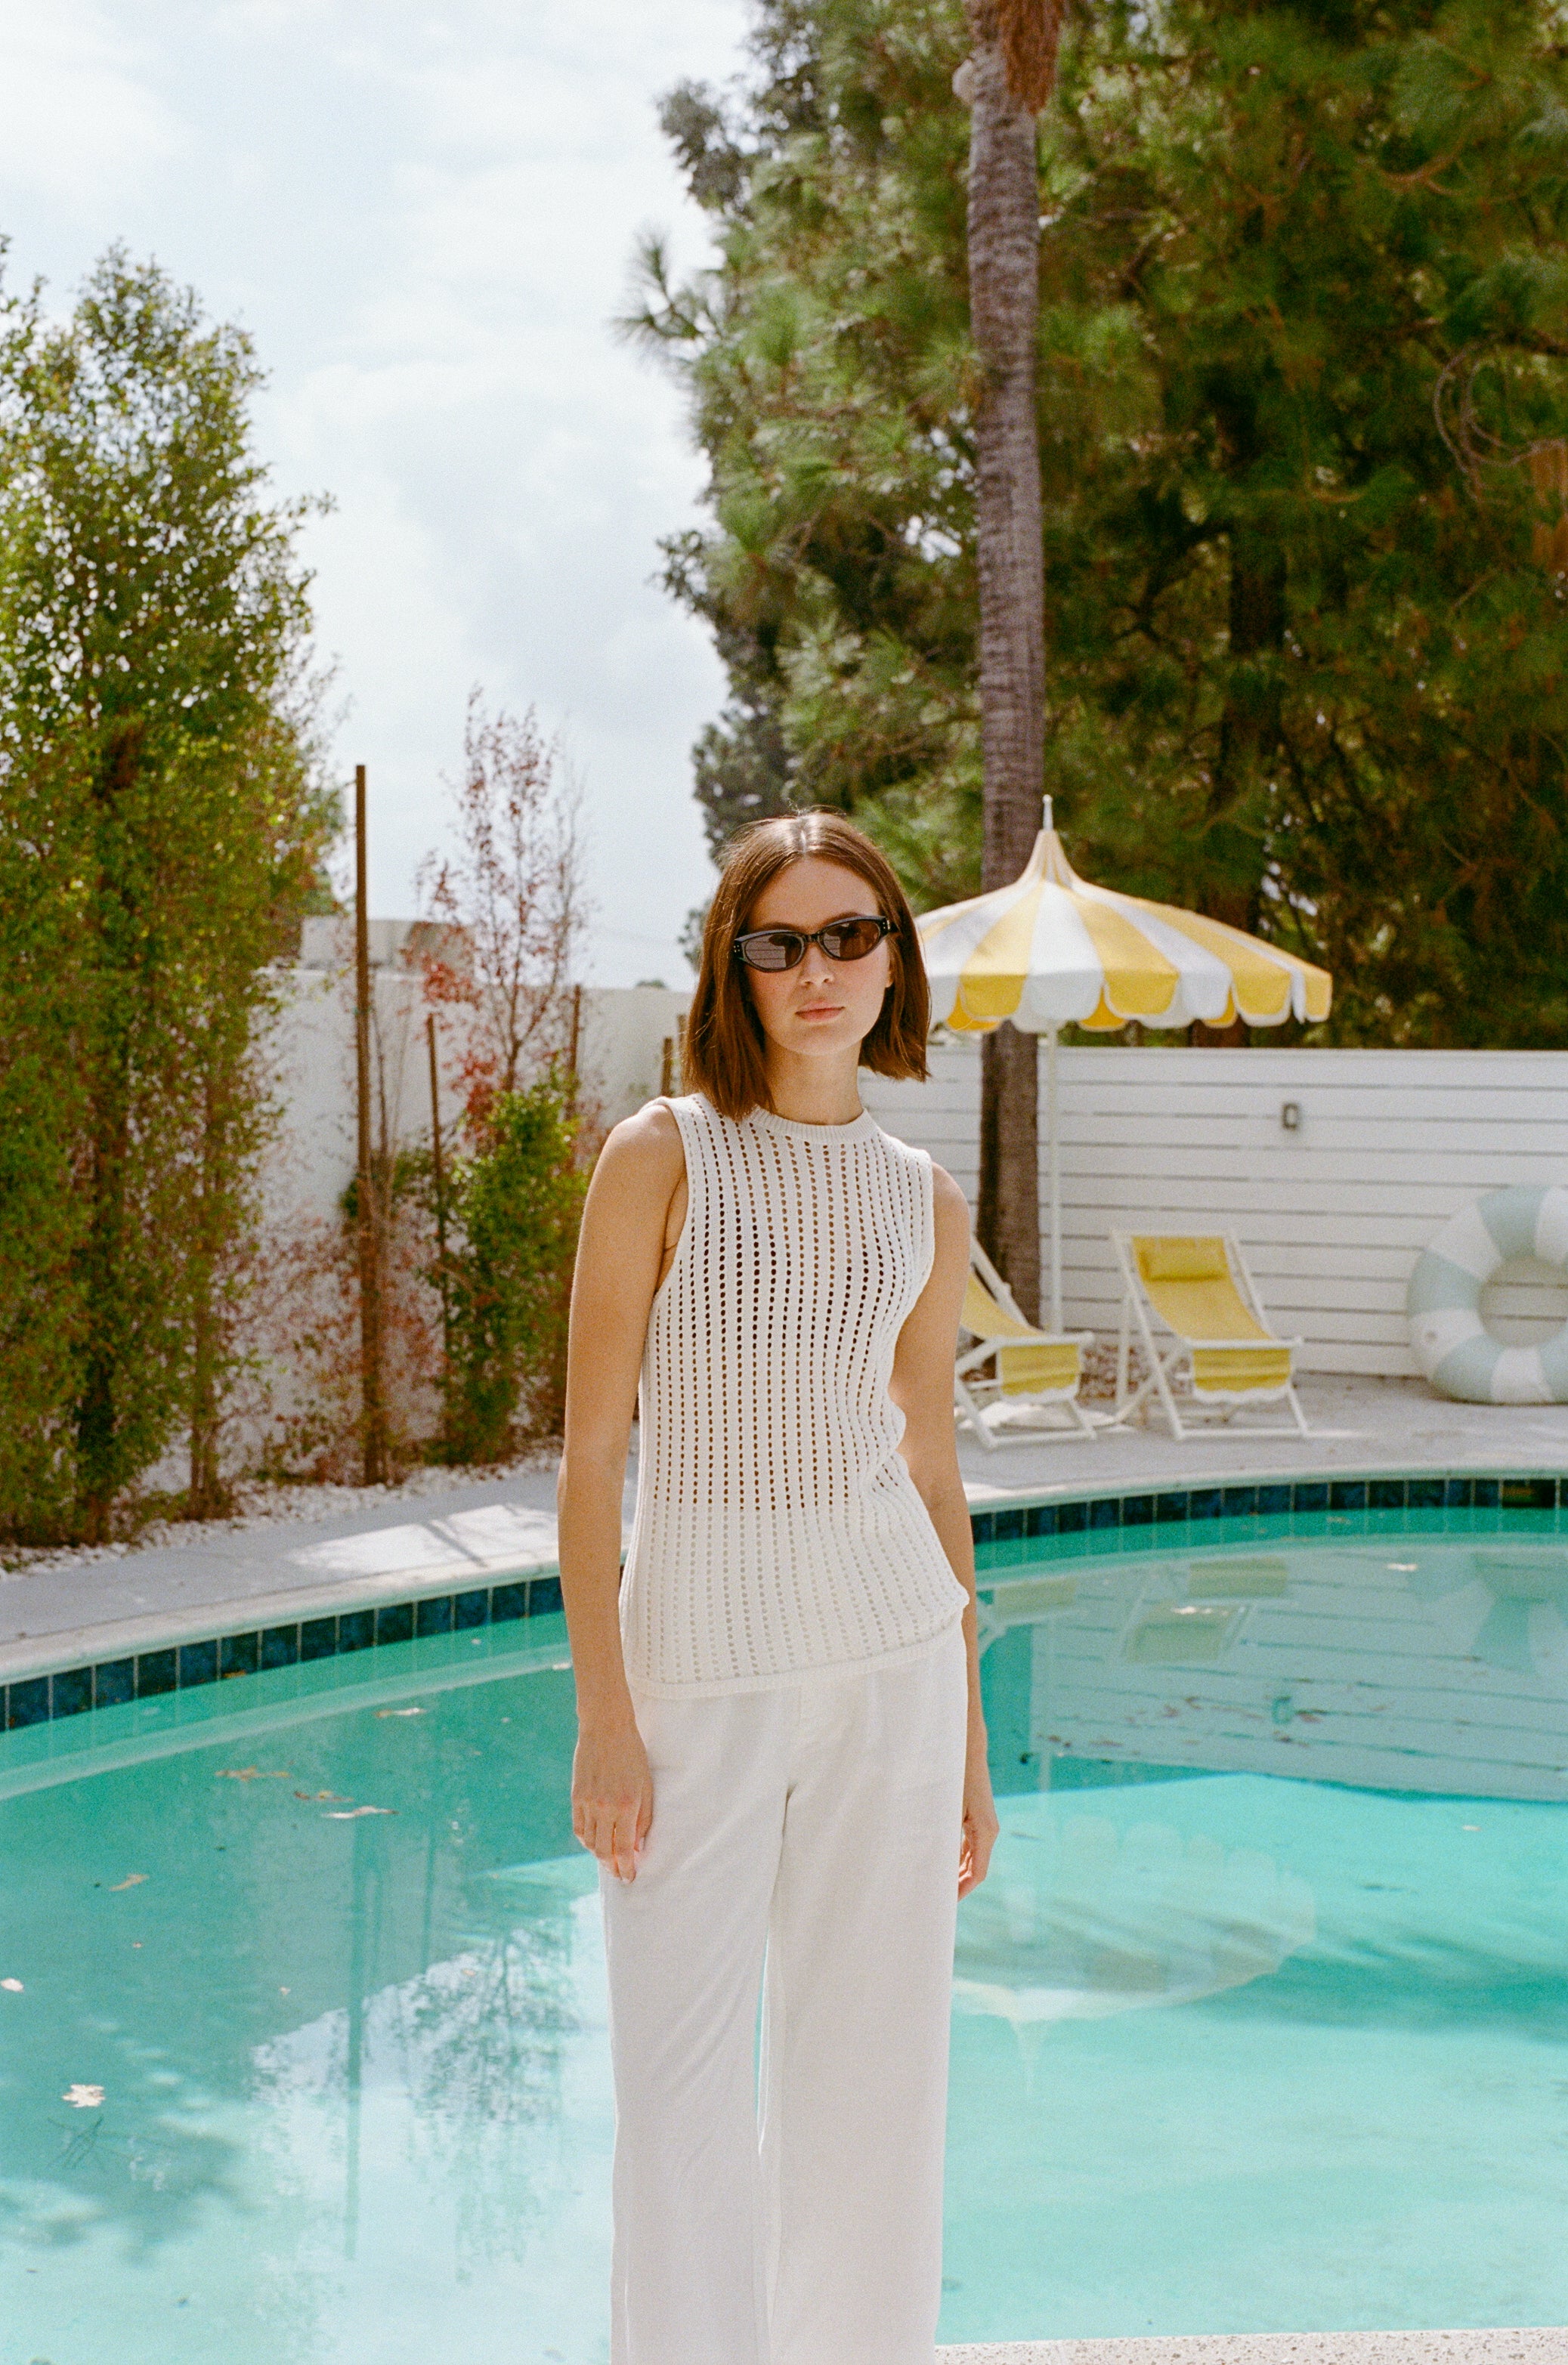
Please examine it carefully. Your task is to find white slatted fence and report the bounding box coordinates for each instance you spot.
[861,1046,1568,1377]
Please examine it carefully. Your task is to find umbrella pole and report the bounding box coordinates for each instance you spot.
[1047,1019,1062,1334]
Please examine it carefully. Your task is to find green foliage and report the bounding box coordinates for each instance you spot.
[0,893,85,1538]
[438,1075,586,1466]
[0,249,335,1540]
[643,0,1568,1043]
[1037,0,1568,1042]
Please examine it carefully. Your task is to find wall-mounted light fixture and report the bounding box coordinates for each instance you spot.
[1281,1102,1302,1132]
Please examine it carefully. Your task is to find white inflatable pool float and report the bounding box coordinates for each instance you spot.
[1407,1186,1568,1404]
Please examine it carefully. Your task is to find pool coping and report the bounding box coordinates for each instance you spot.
[963,1466,1563,1550]
[2,1459,1566,1735]
[0,1565,566,1733]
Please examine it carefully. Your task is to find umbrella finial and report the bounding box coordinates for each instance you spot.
[1042,793,1053,831]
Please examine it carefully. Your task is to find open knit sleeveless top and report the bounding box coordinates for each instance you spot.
[620,1092,967,1697]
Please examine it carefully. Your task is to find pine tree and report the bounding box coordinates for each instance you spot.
[640,0,1568,1047]
[1038,0,1568,1042]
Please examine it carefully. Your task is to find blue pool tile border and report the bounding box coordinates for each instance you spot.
[966,1469,1563,1567]
[2,1479,1564,1733]
[2,1569,568,1733]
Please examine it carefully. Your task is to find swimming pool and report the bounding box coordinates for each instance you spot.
[2,1498,1565,2357]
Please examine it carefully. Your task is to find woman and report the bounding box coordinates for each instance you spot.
[558,809,998,2365]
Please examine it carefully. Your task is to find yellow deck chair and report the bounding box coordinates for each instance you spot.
[956,1238,1097,1450]
[1106,1232,1310,1440]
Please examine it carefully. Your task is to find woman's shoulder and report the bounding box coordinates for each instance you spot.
[927,1160,971,1254]
[595,1098,689,1191]
[872,1133,968,1248]
[927,1159,968,1221]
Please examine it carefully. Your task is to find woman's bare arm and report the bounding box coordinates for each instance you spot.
[889,1162,999,1897]
[557,1101,686,1882]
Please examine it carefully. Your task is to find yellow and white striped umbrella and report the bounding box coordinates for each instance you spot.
[916,806,1332,1332]
[917,822,1331,1035]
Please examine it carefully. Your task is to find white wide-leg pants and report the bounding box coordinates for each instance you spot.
[601,1618,968,2365]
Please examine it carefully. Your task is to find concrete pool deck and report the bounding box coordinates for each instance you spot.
[939,2335,1560,2362]
[954,1370,1568,1501]
[3,1371,1568,1683]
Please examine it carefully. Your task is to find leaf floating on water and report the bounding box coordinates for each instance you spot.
[63,2084,104,2109]
[294,1790,350,1802]
[215,1767,290,1782]
[1,1977,22,1992]
[376,1706,424,1719]
[323,1804,396,1819]
[108,1875,146,1892]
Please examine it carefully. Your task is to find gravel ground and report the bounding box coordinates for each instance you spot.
[1078,1335,1158,1402]
[0,1449,560,1581]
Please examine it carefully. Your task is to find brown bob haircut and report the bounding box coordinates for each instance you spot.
[683,809,929,1121]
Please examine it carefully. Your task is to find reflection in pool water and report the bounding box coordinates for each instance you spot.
[952,1813,1317,2030]
[1,1511,1566,2357]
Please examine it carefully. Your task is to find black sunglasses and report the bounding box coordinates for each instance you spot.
[731,914,895,972]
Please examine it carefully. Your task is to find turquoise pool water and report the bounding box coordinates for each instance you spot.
[2,1510,1566,2357]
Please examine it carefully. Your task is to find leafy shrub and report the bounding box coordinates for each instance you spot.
[438,1073,586,1464]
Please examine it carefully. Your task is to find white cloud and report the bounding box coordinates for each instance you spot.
[0,0,748,979]
[0,3,184,210]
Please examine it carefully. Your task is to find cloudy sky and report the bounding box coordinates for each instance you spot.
[0,0,752,983]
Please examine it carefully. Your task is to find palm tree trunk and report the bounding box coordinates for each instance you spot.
[963,1,1061,1324]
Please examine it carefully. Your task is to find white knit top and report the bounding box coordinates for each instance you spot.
[620,1092,967,1696]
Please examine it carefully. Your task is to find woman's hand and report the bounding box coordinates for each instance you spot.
[958,1745,999,1899]
[573,1717,654,1884]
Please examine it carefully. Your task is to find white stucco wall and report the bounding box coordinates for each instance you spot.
[261,923,690,1228]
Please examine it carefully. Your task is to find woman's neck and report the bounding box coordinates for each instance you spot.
[762,1046,864,1127]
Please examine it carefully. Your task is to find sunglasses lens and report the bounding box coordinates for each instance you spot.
[736,917,886,968]
[741,932,805,971]
[823,918,886,961]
